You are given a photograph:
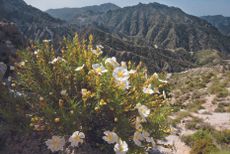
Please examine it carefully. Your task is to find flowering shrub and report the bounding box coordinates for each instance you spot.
[15,35,171,153]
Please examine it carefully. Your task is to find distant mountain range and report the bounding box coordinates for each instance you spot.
[47,3,230,53]
[201,15,230,36]
[0,0,230,72]
[46,3,120,22]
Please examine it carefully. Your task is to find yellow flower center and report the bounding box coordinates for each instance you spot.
[52,140,60,148]
[140,108,145,114]
[96,67,102,73]
[119,144,124,151]
[107,134,113,141]
[117,71,124,78]
[73,135,81,142]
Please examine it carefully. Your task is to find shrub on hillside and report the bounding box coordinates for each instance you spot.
[14,35,171,153]
[182,130,222,154]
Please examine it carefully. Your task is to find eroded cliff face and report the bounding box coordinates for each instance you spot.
[48,2,230,53]
[96,3,230,53]
[0,0,77,43]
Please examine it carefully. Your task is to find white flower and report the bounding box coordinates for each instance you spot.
[133,131,144,147]
[19,61,25,67]
[129,69,137,74]
[163,90,167,99]
[75,64,85,72]
[142,130,155,145]
[141,131,152,143]
[159,79,168,84]
[153,73,159,79]
[81,88,88,96]
[43,39,51,43]
[91,45,103,56]
[113,67,130,81]
[133,130,153,147]
[136,103,150,121]
[103,131,119,144]
[105,57,120,68]
[69,131,85,147]
[114,139,128,154]
[92,64,108,75]
[45,136,65,152]
[49,57,66,64]
[60,90,68,96]
[115,80,130,90]
[96,44,104,49]
[121,61,127,68]
[135,117,143,130]
[34,50,40,55]
[143,84,154,94]
[91,49,102,56]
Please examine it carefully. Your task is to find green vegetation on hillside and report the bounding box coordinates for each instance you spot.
[182,129,230,154]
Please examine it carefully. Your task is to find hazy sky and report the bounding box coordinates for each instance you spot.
[24,0,230,16]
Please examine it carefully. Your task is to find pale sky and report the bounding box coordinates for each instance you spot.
[24,0,230,16]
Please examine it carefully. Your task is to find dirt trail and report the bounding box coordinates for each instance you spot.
[201,95,216,112]
[160,95,230,153]
[159,135,191,154]
[192,112,230,131]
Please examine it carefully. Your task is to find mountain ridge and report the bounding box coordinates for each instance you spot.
[0,0,77,42]
[201,15,230,36]
[46,3,120,22]
[47,2,230,53]
[96,3,230,52]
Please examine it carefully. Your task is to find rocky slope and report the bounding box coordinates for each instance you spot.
[202,15,230,36]
[80,26,195,72]
[0,20,25,67]
[98,3,230,52]
[167,63,230,154]
[0,0,77,42]
[48,2,230,53]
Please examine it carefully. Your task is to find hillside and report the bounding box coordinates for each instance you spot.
[48,3,230,53]
[201,15,230,36]
[46,3,120,22]
[80,26,195,73]
[98,3,230,52]
[164,63,230,154]
[0,0,196,72]
[0,0,77,41]
[0,20,25,69]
